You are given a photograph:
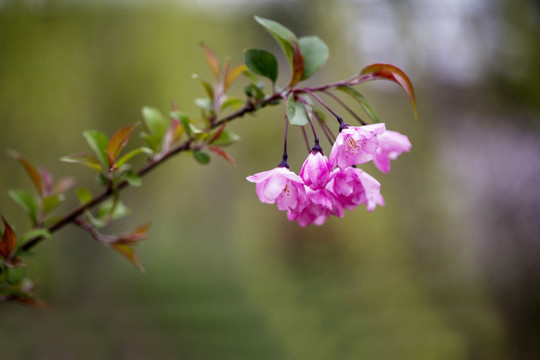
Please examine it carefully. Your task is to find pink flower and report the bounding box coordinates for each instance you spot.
[373,130,412,173]
[328,167,384,212]
[246,166,306,212]
[287,188,343,227]
[300,150,331,190]
[329,123,386,169]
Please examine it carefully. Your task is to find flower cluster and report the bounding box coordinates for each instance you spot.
[246,124,411,226]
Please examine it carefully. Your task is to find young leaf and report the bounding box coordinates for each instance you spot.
[0,216,17,260]
[52,177,76,196]
[42,195,62,214]
[192,150,211,165]
[20,229,52,245]
[286,94,309,126]
[8,190,39,226]
[97,199,130,220]
[141,107,169,151]
[244,49,278,83]
[199,42,220,81]
[109,244,145,273]
[361,63,418,119]
[290,42,305,87]
[123,170,142,187]
[83,130,109,170]
[220,97,244,111]
[114,223,151,244]
[76,186,93,205]
[116,147,152,169]
[209,129,241,147]
[8,151,43,196]
[208,146,236,167]
[194,98,213,111]
[224,64,248,91]
[254,16,297,62]
[192,74,214,100]
[337,86,380,123]
[299,36,329,80]
[61,154,103,172]
[106,122,139,167]
[244,83,265,100]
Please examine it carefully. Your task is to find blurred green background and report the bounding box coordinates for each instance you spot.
[1,0,539,359]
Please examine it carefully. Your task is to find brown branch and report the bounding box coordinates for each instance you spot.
[20,74,374,252]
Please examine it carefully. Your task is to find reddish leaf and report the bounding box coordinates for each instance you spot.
[110,244,145,273]
[52,177,76,196]
[106,122,140,168]
[290,42,305,87]
[361,63,418,119]
[39,167,53,196]
[0,216,17,259]
[208,145,237,167]
[8,151,43,196]
[224,64,247,91]
[200,42,220,81]
[14,296,49,309]
[208,124,226,145]
[114,223,151,244]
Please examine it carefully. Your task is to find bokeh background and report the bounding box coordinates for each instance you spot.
[1,0,539,359]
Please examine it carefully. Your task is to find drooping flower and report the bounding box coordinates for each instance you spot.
[328,167,384,212]
[373,130,412,173]
[329,123,386,169]
[300,149,331,190]
[246,166,306,212]
[287,187,343,227]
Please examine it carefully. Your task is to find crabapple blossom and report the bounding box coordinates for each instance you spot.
[300,149,331,190]
[246,166,306,212]
[329,123,386,169]
[328,167,384,212]
[373,130,412,173]
[287,188,344,227]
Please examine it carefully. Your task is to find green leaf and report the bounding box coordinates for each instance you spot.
[254,16,297,62]
[210,129,241,147]
[123,170,142,187]
[83,130,109,170]
[192,150,211,165]
[116,147,152,169]
[142,106,168,137]
[97,199,130,220]
[42,195,62,214]
[60,154,102,172]
[141,107,169,151]
[220,97,244,111]
[170,111,192,137]
[5,266,25,284]
[194,98,213,111]
[286,94,309,126]
[8,189,39,226]
[299,36,329,80]
[192,73,214,100]
[76,186,93,205]
[244,83,265,100]
[20,229,52,246]
[361,63,418,120]
[337,86,380,123]
[244,49,278,83]
[85,212,107,228]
